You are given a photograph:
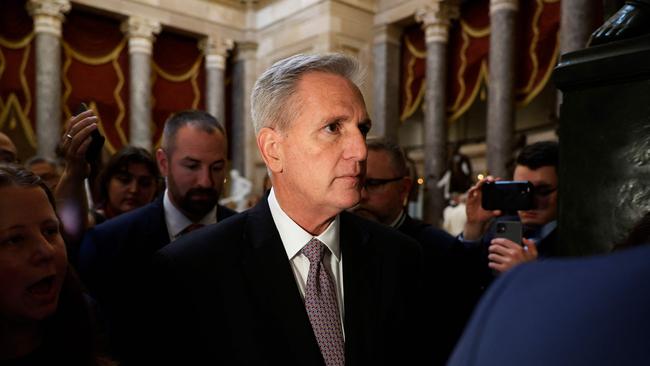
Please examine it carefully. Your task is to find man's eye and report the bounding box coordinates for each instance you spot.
[184,164,199,171]
[325,123,340,133]
[211,164,224,173]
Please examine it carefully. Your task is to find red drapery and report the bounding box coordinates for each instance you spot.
[0,0,36,160]
[152,32,206,149]
[400,0,560,123]
[1,0,210,155]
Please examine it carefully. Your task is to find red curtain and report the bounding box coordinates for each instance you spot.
[0,0,36,160]
[1,0,210,155]
[152,32,206,149]
[62,10,129,154]
[400,0,561,123]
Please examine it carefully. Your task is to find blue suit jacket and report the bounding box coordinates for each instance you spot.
[448,244,650,366]
[77,197,236,362]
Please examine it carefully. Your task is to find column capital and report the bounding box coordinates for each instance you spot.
[373,24,401,46]
[121,17,161,55]
[415,0,460,44]
[27,0,71,37]
[234,41,258,62]
[199,36,234,70]
[490,0,519,14]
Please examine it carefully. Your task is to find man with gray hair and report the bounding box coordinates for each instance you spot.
[144,53,426,365]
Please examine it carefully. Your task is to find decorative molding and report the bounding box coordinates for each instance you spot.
[121,17,161,55]
[199,36,234,70]
[373,24,401,46]
[415,0,460,44]
[234,41,258,62]
[26,0,71,37]
[490,0,519,14]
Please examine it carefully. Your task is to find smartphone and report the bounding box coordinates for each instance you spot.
[482,181,535,212]
[494,220,522,245]
[75,103,105,163]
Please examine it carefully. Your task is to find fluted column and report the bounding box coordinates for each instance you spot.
[121,17,161,150]
[416,0,458,226]
[199,35,233,125]
[486,0,518,178]
[372,24,401,142]
[231,42,257,179]
[560,0,598,53]
[27,0,70,158]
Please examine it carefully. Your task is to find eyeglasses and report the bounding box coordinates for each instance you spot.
[363,176,405,191]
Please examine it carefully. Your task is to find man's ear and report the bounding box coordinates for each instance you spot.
[156,148,169,177]
[257,127,283,173]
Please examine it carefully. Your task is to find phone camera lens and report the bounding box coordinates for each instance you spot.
[496,223,506,233]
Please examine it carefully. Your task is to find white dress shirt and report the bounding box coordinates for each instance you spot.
[267,189,345,333]
[163,189,217,241]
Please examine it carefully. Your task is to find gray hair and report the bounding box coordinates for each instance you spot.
[250,53,364,134]
[161,109,226,153]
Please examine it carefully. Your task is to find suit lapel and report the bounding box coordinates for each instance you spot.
[241,199,324,366]
[340,212,378,362]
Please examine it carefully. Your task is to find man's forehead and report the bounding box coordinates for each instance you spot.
[514,164,557,183]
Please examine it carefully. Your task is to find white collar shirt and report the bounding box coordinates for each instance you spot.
[267,189,345,335]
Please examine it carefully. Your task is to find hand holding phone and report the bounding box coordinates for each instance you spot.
[494,220,522,245]
[75,103,105,163]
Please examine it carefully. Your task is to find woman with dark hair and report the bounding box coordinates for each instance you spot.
[92,146,159,224]
[0,164,110,365]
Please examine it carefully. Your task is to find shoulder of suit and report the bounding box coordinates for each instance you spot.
[342,211,422,251]
[91,200,163,233]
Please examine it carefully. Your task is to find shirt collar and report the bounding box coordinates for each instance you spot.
[390,210,407,229]
[163,189,217,240]
[267,188,341,261]
[539,220,557,240]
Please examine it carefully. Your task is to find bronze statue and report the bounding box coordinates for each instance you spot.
[590,0,650,46]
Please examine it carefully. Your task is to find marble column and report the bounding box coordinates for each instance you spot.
[121,17,161,151]
[199,36,233,125]
[27,0,70,159]
[372,24,401,142]
[416,0,458,226]
[231,42,257,178]
[560,0,598,54]
[486,0,518,178]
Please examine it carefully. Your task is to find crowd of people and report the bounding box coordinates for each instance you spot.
[1,52,649,366]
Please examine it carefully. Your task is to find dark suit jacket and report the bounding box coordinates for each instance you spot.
[448,244,650,366]
[77,197,236,361]
[142,198,426,366]
[398,214,485,365]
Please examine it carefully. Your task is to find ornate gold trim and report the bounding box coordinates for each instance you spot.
[404,37,426,59]
[20,43,32,116]
[517,0,543,94]
[517,31,559,107]
[0,33,34,49]
[450,29,470,111]
[61,39,126,65]
[0,94,37,148]
[460,19,489,38]
[152,56,203,82]
[449,62,488,122]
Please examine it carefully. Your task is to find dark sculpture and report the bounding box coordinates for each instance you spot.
[590,0,650,46]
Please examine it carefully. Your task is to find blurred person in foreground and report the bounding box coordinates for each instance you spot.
[0,164,111,366]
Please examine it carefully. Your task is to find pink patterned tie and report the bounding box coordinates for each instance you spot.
[302,238,345,366]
